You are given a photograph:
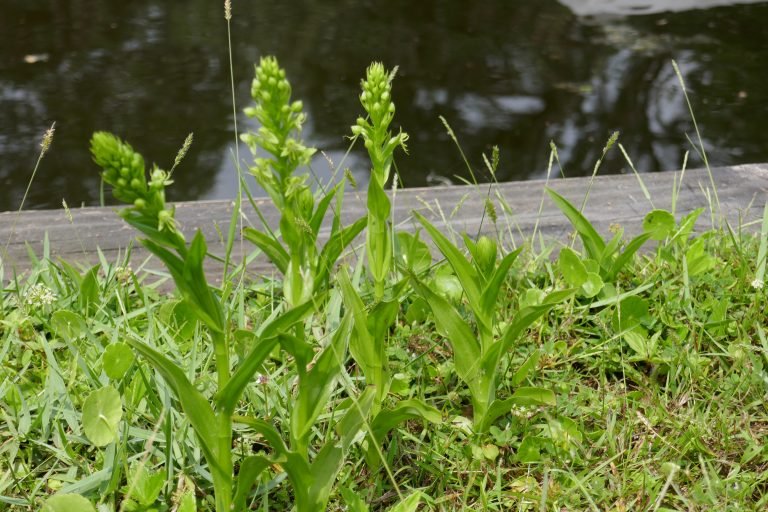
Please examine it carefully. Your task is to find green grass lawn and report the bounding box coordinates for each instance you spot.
[3,195,767,511]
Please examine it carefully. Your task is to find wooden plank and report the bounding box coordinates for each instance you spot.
[1,164,766,284]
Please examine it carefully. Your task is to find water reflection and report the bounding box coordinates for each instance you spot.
[1,0,766,210]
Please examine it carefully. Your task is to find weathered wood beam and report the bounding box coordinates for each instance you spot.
[1,164,766,284]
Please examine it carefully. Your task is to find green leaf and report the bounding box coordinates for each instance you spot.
[176,489,197,512]
[232,456,273,512]
[413,211,482,311]
[158,300,198,341]
[366,180,392,287]
[258,296,320,340]
[624,329,654,359]
[370,399,441,446]
[546,188,606,261]
[643,209,675,240]
[125,338,222,479]
[410,272,493,421]
[580,272,603,298]
[310,388,376,507]
[395,231,432,274]
[608,232,651,280]
[309,184,339,236]
[517,436,544,463]
[409,273,481,383]
[316,216,367,290]
[612,296,649,332]
[686,237,716,276]
[488,289,574,367]
[388,491,423,512]
[244,419,313,507]
[558,247,588,288]
[511,349,540,386]
[50,310,87,342]
[42,494,97,512]
[431,272,463,303]
[477,388,555,432]
[673,208,704,242]
[291,315,349,453]
[123,464,164,506]
[102,343,135,380]
[509,386,556,406]
[216,336,280,415]
[243,227,289,274]
[82,386,122,447]
[142,234,224,333]
[340,488,370,512]
[79,266,100,315]
[480,248,522,322]
[339,271,383,382]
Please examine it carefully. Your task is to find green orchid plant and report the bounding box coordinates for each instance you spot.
[411,212,574,432]
[351,62,409,299]
[91,133,338,511]
[241,56,366,307]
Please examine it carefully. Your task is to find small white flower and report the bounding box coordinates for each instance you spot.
[25,284,57,307]
[256,374,269,386]
[752,278,764,290]
[115,266,133,284]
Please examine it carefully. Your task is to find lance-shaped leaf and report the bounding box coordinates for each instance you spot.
[546,188,606,262]
[482,289,575,373]
[125,337,224,484]
[389,492,424,512]
[366,181,392,289]
[408,273,480,383]
[242,419,313,508]
[479,247,522,326]
[477,387,556,432]
[511,349,541,387]
[339,271,384,385]
[119,209,187,255]
[607,232,652,280]
[291,315,350,455]
[315,216,367,291]
[243,227,290,274]
[309,388,375,509]
[216,336,279,415]
[232,455,274,511]
[409,272,493,416]
[142,233,224,333]
[258,296,321,340]
[369,399,441,444]
[413,211,481,311]
[309,184,339,236]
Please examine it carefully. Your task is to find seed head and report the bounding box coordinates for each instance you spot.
[224,0,231,20]
[40,122,56,157]
[171,132,193,173]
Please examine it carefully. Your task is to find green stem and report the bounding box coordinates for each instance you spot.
[212,412,234,512]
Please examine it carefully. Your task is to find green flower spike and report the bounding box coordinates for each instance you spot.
[241,56,316,207]
[351,62,409,186]
[90,132,182,247]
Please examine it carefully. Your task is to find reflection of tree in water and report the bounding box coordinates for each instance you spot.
[1,0,766,209]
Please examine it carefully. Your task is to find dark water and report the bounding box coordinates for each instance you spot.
[1,0,767,211]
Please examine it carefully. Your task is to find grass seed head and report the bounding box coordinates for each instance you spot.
[40,122,55,157]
